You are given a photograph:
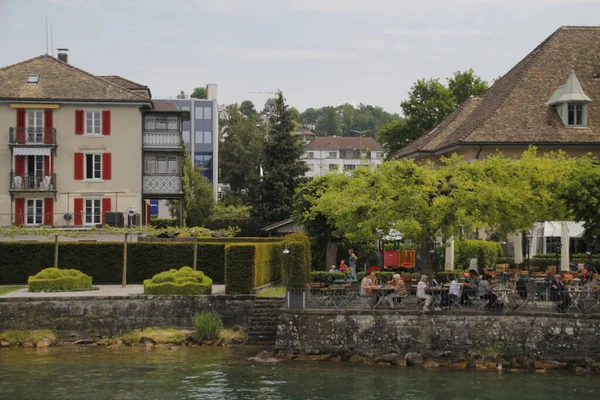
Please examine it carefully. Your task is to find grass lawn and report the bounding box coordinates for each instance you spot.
[257,286,286,298]
[0,286,24,296]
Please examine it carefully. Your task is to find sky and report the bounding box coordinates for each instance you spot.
[1,0,600,115]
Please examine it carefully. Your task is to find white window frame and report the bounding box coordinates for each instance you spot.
[84,153,102,180]
[328,151,337,159]
[329,164,338,171]
[307,151,314,159]
[344,164,356,171]
[25,198,43,226]
[203,107,212,120]
[84,198,102,225]
[85,111,102,135]
[567,103,585,127]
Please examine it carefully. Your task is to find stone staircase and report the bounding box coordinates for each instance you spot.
[246,297,284,346]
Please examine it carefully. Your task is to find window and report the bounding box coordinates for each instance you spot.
[328,152,337,159]
[344,164,356,171]
[85,111,101,135]
[168,157,178,173]
[195,131,212,144]
[344,150,354,158]
[307,152,314,159]
[27,74,40,83]
[182,131,190,143]
[85,199,101,225]
[85,154,102,179]
[145,156,156,174]
[145,156,179,174]
[373,152,382,159]
[361,151,368,158]
[568,104,584,126]
[194,154,211,168]
[204,131,212,144]
[195,107,203,119]
[26,199,43,225]
[329,164,338,171]
[204,107,212,120]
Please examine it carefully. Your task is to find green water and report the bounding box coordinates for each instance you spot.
[0,347,599,399]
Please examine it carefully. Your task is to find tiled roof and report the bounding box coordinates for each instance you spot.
[305,136,384,151]
[153,102,178,110]
[0,55,150,102]
[396,26,600,159]
[96,75,148,90]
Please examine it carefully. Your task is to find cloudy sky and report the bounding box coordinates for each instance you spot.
[1,0,599,114]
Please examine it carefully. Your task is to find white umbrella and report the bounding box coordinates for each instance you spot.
[444,237,454,271]
[513,232,523,265]
[561,221,570,272]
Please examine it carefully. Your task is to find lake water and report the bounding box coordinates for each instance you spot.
[0,347,598,399]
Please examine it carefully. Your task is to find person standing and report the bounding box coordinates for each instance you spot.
[348,249,358,277]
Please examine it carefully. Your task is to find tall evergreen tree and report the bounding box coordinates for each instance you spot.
[252,91,308,224]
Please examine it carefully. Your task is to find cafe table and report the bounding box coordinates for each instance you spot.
[372,286,396,309]
[565,286,585,313]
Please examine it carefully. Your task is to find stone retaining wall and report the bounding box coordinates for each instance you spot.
[276,310,600,361]
[0,295,255,337]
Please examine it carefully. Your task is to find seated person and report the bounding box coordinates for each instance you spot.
[478,274,500,310]
[550,273,570,313]
[416,275,433,312]
[581,272,599,313]
[328,265,339,273]
[385,273,407,308]
[339,260,351,279]
[360,271,377,307]
[460,274,477,305]
[507,272,527,309]
[449,278,462,305]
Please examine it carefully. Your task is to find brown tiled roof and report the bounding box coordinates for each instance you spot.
[96,75,147,90]
[396,26,600,159]
[153,102,178,110]
[0,55,150,102]
[305,136,383,151]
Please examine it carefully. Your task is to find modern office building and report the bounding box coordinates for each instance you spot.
[154,85,219,200]
[302,136,384,179]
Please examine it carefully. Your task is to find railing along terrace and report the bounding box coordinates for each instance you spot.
[9,127,57,145]
[143,131,182,148]
[10,173,56,191]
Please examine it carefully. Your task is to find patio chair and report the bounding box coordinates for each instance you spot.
[40,176,52,190]
[12,175,22,190]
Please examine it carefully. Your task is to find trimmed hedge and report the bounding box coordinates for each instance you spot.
[225,245,255,294]
[150,218,178,229]
[283,233,311,287]
[28,268,93,292]
[310,271,345,283]
[455,240,503,272]
[0,242,225,285]
[143,266,212,295]
[254,242,285,288]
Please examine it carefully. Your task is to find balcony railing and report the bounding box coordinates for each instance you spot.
[9,128,57,145]
[143,131,183,149]
[10,172,56,191]
[143,175,182,194]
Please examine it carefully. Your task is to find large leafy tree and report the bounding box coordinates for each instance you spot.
[315,106,341,136]
[219,104,264,198]
[376,120,413,158]
[239,100,257,118]
[190,86,207,99]
[447,69,489,106]
[252,91,308,224]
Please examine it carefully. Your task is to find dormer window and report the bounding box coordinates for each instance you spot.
[547,70,591,128]
[26,74,39,83]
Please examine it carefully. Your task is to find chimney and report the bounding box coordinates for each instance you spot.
[57,48,69,63]
[206,84,218,100]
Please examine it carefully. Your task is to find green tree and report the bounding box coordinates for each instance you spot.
[302,107,320,126]
[400,78,456,140]
[447,69,489,106]
[315,106,341,136]
[219,104,263,197]
[191,86,207,99]
[239,100,257,118]
[289,107,302,124]
[252,91,308,224]
[376,119,412,157]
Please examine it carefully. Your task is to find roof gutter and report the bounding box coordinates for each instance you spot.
[0,98,151,105]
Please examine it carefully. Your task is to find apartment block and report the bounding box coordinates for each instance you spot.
[0,51,185,227]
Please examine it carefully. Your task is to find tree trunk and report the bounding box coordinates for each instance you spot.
[420,240,434,278]
[122,233,128,288]
[325,240,338,270]
[54,235,59,269]
[193,236,198,270]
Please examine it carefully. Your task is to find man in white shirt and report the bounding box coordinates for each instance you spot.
[449,279,461,305]
[416,275,433,312]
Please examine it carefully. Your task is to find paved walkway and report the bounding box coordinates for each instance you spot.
[0,284,226,298]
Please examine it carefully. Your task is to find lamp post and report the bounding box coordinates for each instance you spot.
[122,207,135,288]
[525,234,532,274]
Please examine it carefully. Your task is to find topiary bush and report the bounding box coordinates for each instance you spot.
[310,271,345,283]
[225,245,255,294]
[28,268,93,292]
[193,312,223,341]
[143,266,212,295]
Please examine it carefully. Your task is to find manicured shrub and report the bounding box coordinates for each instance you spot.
[455,240,503,272]
[150,218,178,229]
[194,312,223,341]
[225,245,255,294]
[28,268,93,292]
[143,266,212,295]
[310,271,345,283]
[282,233,311,287]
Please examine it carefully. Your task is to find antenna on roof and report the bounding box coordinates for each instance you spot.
[50,24,54,57]
[45,15,48,54]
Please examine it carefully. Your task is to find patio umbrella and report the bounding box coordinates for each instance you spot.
[513,232,523,265]
[561,221,569,272]
[444,237,454,271]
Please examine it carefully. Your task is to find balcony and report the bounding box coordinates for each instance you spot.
[143,131,183,150]
[9,128,57,146]
[143,175,182,196]
[10,172,56,192]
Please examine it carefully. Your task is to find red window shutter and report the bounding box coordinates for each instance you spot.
[74,198,84,225]
[43,156,50,175]
[44,198,54,226]
[101,198,111,225]
[16,109,26,143]
[44,109,54,144]
[74,152,84,180]
[14,156,25,176]
[14,198,25,226]
[75,110,84,135]
[102,153,112,180]
[102,110,111,135]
